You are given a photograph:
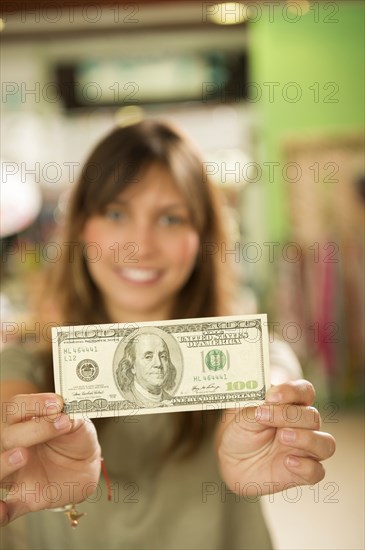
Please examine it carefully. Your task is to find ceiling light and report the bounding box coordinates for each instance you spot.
[115,105,145,127]
[207,3,248,26]
[286,0,311,16]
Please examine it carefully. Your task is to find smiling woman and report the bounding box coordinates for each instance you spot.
[0,119,335,550]
[49,120,233,326]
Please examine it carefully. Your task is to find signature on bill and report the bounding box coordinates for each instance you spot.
[192,384,220,394]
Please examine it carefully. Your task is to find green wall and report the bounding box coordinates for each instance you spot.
[249,1,364,240]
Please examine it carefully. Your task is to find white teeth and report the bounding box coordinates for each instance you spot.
[120,268,159,283]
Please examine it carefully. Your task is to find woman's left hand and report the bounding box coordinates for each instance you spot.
[216,380,336,495]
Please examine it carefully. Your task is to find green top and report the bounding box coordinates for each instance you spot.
[1,346,273,550]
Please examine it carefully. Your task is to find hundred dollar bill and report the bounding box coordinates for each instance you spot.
[52,314,270,419]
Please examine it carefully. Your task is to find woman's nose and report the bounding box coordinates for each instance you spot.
[124,222,157,259]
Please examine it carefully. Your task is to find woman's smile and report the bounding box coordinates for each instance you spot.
[115,267,162,285]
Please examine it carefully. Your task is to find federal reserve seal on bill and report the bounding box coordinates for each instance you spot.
[76,359,99,382]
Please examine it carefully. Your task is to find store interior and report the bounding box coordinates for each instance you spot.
[1,1,364,549]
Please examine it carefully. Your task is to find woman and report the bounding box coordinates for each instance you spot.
[0,119,335,549]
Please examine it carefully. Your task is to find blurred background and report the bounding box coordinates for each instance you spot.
[0,1,364,549]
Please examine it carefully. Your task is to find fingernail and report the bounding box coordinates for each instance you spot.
[266,391,281,403]
[45,400,61,411]
[9,449,24,465]
[45,404,60,414]
[45,403,62,421]
[256,406,271,421]
[54,415,70,430]
[44,399,60,407]
[282,429,296,443]
[286,455,300,468]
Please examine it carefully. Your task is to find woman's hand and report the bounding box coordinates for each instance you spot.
[216,380,336,496]
[0,393,101,526]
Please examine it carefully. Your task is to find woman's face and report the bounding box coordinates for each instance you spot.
[82,163,200,322]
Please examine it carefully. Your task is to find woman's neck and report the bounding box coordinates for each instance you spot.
[104,302,174,325]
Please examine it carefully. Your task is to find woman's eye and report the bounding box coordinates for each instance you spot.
[105,209,125,222]
[159,214,186,226]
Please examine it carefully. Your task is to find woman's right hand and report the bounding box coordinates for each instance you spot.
[0,393,101,526]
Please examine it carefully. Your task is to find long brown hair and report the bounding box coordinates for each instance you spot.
[41,119,236,454]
